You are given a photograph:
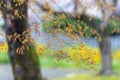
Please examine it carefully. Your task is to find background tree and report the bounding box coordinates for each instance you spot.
[74,0,118,75]
[36,0,120,75]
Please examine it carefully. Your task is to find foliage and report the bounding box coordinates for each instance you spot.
[43,15,100,40]
[113,50,120,61]
[109,19,120,34]
[65,45,101,63]
[7,29,36,55]
[0,42,8,51]
[36,44,100,70]
[0,45,120,73]
[43,14,120,37]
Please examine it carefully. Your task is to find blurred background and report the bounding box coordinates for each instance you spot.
[0,0,120,80]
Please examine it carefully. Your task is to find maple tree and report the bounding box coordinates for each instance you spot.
[0,0,42,80]
[0,0,120,80]
[36,0,120,75]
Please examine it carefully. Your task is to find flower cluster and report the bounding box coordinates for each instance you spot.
[7,29,35,54]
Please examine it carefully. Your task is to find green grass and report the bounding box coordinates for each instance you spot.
[39,56,77,68]
[0,51,120,73]
[54,73,120,80]
[0,51,77,68]
[39,56,120,73]
[113,60,120,73]
[0,51,10,64]
[0,51,120,80]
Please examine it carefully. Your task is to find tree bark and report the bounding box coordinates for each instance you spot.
[1,0,42,80]
[99,35,113,75]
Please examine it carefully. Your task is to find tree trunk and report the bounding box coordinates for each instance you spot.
[99,35,113,75]
[1,0,42,80]
[8,44,42,80]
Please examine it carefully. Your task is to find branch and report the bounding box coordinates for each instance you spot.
[35,0,100,30]
[35,0,120,35]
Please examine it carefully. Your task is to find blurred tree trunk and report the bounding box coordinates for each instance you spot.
[99,35,113,75]
[0,0,42,80]
[98,11,113,75]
